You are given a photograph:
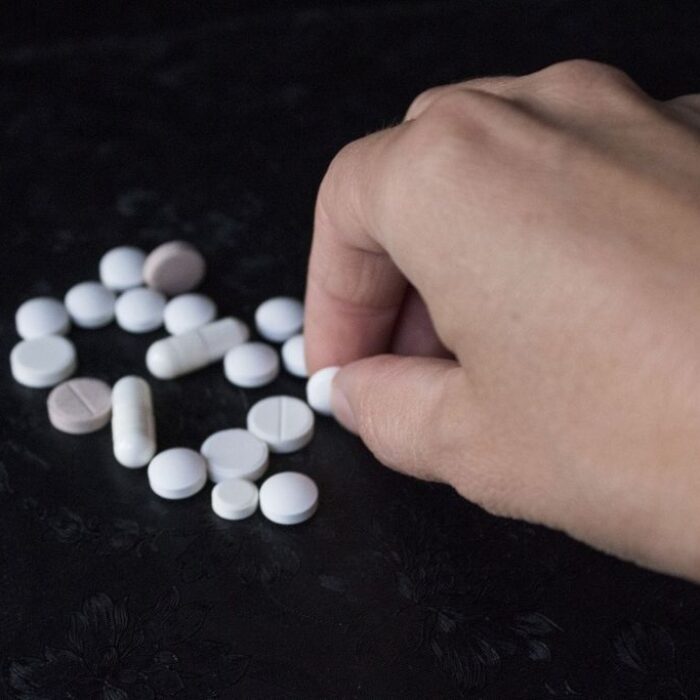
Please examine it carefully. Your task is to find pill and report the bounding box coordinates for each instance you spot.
[200,428,269,482]
[112,376,156,468]
[114,287,166,333]
[255,296,304,343]
[10,335,77,388]
[247,395,314,453]
[99,246,146,291]
[211,478,259,521]
[147,448,207,500]
[306,366,340,416]
[163,293,217,335]
[64,281,116,328]
[146,317,249,379]
[224,342,280,388]
[281,333,308,378]
[15,297,70,340]
[143,241,206,295]
[47,377,111,434]
[259,472,318,525]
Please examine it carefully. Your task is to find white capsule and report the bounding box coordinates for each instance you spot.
[99,246,146,291]
[111,376,156,468]
[255,296,304,343]
[281,334,307,378]
[146,317,249,380]
[306,366,340,415]
[224,342,279,388]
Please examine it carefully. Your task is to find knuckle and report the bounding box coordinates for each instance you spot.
[542,59,635,94]
[405,85,448,120]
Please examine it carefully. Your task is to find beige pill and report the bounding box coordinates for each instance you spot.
[47,377,112,434]
[143,241,206,295]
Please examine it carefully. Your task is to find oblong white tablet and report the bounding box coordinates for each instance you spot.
[147,448,207,500]
[99,246,146,291]
[10,335,77,388]
[15,297,70,340]
[254,296,304,343]
[224,342,279,388]
[211,478,259,520]
[247,395,314,453]
[306,366,340,415]
[115,287,166,333]
[64,281,116,329]
[201,428,269,482]
[259,472,318,525]
[163,293,217,335]
[281,333,307,378]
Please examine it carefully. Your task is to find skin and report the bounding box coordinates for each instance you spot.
[304,59,700,582]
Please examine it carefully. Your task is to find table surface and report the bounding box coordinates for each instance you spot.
[2,2,700,698]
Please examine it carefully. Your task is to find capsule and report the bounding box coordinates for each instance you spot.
[112,376,156,468]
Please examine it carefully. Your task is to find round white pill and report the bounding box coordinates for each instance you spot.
[147,448,207,500]
[201,428,269,482]
[64,282,116,329]
[211,478,259,521]
[99,246,146,291]
[163,293,217,335]
[247,395,314,453]
[259,472,318,525]
[255,296,304,343]
[306,366,340,416]
[10,335,77,388]
[15,297,70,340]
[281,334,307,378]
[224,342,279,388]
[115,287,166,333]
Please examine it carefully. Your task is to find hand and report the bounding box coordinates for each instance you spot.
[304,60,700,581]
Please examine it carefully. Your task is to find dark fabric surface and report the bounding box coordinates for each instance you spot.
[1,2,700,698]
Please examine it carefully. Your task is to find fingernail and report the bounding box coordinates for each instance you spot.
[331,382,357,434]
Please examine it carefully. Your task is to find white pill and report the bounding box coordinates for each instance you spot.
[10,335,77,388]
[247,395,314,453]
[115,287,166,333]
[15,297,70,340]
[147,448,207,500]
[255,296,304,343]
[201,428,269,482]
[146,317,249,379]
[64,281,116,328]
[112,376,156,468]
[163,293,217,335]
[306,366,340,416]
[224,342,279,388]
[259,472,318,525]
[211,478,259,521]
[281,333,307,378]
[99,246,146,291]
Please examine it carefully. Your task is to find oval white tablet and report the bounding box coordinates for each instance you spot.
[200,428,269,482]
[99,246,146,291]
[254,296,304,343]
[281,333,307,378]
[147,448,207,500]
[15,297,70,340]
[163,293,217,335]
[247,395,314,453]
[224,342,279,388]
[115,287,166,333]
[10,335,78,388]
[64,281,116,329]
[259,472,318,525]
[211,478,259,520]
[306,366,340,415]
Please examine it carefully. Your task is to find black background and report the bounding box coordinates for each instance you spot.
[2,2,700,698]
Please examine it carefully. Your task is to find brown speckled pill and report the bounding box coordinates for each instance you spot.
[47,378,112,434]
[143,241,206,295]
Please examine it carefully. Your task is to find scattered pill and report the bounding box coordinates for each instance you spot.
[47,377,111,434]
[147,447,207,500]
[10,335,78,388]
[306,366,340,416]
[64,281,116,329]
[114,287,166,333]
[255,296,304,343]
[224,342,279,388]
[15,297,70,340]
[143,241,206,295]
[259,471,318,525]
[211,478,259,520]
[247,395,314,453]
[281,333,308,378]
[99,246,146,291]
[201,428,269,482]
[112,376,156,468]
[146,317,249,380]
[163,293,217,335]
